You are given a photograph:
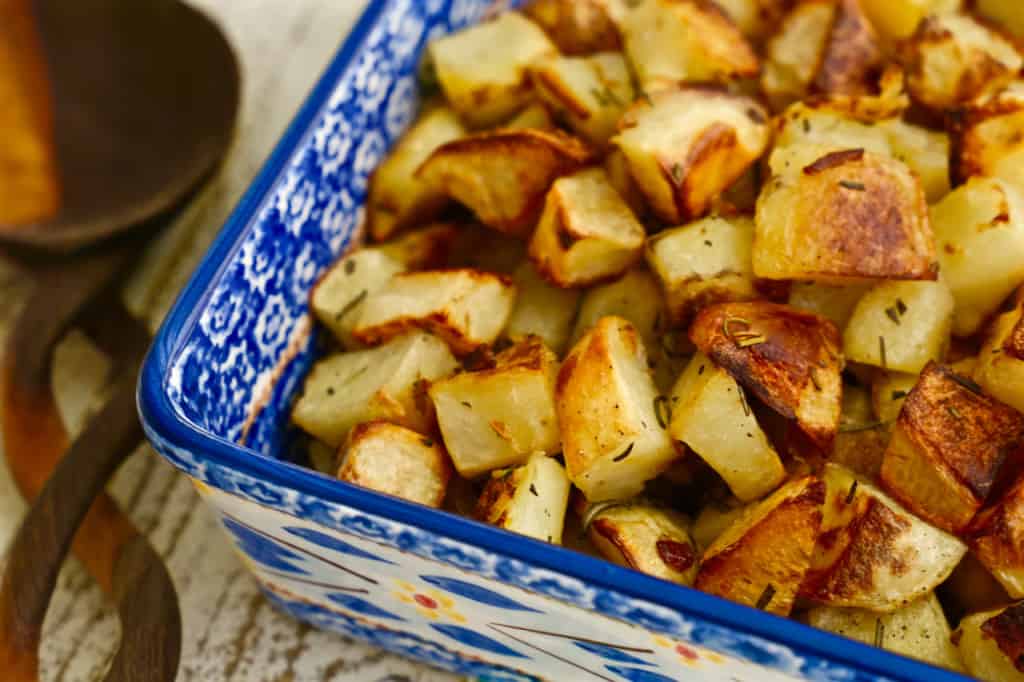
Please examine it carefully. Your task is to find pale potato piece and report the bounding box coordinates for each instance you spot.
[476,452,571,544]
[690,302,844,451]
[524,0,626,55]
[843,280,954,374]
[714,0,793,40]
[528,167,645,288]
[771,103,893,156]
[613,87,770,224]
[787,282,870,330]
[604,147,647,217]
[621,0,759,92]
[645,215,758,326]
[956,605,1024,682]
[805,593,964,672]
[761,0,836,108]
[530,52,634,146]
[880,362,1024,533]
[800,464,967,611]
[691,500,749,551]
[292,332,458,447]
[968,474,1024,599]
[669,352,786,502]
[900,13,1022,111]
[377,222,461,270]
[696,476,826,616]
[858,0,961,41]
[571,268,664,346]
[338,421,452,508]
[429,12,556,127]
[504,261,581,355]
[557,316,676,502]
[429,336,561,478]
[954,83,1024,194]
[586,500,699,585]
[977,0,1024,39]
[755,147,936,283]
[367,106,465,241]
[310,249,406,349]
[870,371,918,423]
[505,102,555,130]
[879,118,951,203]
[932,177,1024,337]
[976,288,1024,414]
[417,128,593,237]
[353,269,516,356]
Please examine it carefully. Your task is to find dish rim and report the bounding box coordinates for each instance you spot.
[137,3,971,680]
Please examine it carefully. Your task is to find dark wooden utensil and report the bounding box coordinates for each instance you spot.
[0,1,240,679]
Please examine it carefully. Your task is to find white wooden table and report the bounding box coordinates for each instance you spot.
[0,2,458,680]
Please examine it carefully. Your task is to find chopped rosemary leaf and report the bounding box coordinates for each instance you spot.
[755,584,776,610]
[335,289,368,321]
[654,396,671,429]
[704,239,713,247]
[947,405,962,419]
[896,298,907,315]
[891,390,907,400]
[529,484,538,497]
[949,372,983,395]
[737,335,767,348]
[839,420,891,433]
[722,316,752,340]
[874,619,886,648]
[670,162,683,184]
[344,259,356,275]
[839,180,866,191]
[885,307,901,325]
[809,369,823,391]
[613,442,635,462]
[580,501,626,534]
[845,480,859,505]
[738,387,751,417]
[421,438,434,448]
[461,401,473,408]
[879,336,887,368]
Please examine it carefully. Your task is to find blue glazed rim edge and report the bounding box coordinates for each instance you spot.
[135,4,970,681]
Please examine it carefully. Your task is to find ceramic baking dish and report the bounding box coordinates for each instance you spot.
[138,1,973,679]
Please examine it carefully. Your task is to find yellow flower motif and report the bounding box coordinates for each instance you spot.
[394,579,467,623]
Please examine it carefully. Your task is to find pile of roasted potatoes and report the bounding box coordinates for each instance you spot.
[291,0,1024,677]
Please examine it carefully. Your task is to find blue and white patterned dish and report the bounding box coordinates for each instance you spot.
[138,2,972,680]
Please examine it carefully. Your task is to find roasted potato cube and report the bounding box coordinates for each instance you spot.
[692,500,749,550]
[646,215,758,326]
[714,0,793,40]
[800,464,967,611]
[338,421,452,508]
[932,177,1024,337]
[377,222,461,270]
[505,102,555,130]
[754,147,936,283]
[695,476,826,616]
[353,269,516,356]
[613,87,770,224]
[690,302,844,451]
[871,371,918,423]
[586,500,699,585]
[858,0,961,41]
[878,118,951,203]
[528,168,645,288]
[771,103,893,156]
[956,604,1024,681]
[880,362,1024,533]
[604,147,647,217]
[830,383,890,479]
[954,84,1024,193]
[417,128,593,237]
[428,12,556,127]
[976,289,1024,414]
[429,336,561,478]
[310,248,406,349]
[787,282,870,330]
[943,553,1012,616]
[476,452,571,543]
[968,474,1024,599]
[900,13,1022,112]
[505,261,581,355]
[292,332,458,447]
[557,316,676,501]
[524,0,626,55]
[976,0,1024,39]
[571,268,664,347]
[815,0,884,96]
[621,0,759,92]
[805,593,964,671]
[761,0,837,108]
[843,279,954,374]
[366,106,465,241]
[530,52,634,146]
[669,352,787,501]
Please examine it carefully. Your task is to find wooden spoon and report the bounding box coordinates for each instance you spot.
[0,0,240,679]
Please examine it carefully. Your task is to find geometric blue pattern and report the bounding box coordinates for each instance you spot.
[429,624,530,660]
[222,517,309,575]
[419,576,542,613]
[284,526,396,564]
[573,642,652,666]
[327,593,405,621]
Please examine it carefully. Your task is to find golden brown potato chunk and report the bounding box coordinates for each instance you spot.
[813,0,884,97]
[557,316,676,502]
[622,0,759,92]
[689,301,843,451]
[754,147,936,283]
[353,269,517,356]
[614,87,770,225]
[429,336,561,478]
[504,261,582,354]
[858,0,960,41]
[338,421,452,508]
[976,287,1024,414]
[366,107,465,241]
[880,362,1024,533]
[956,603,1024,681]
[968,475,1024,599]
[761,0,837,109]
[800,464,967,611]
[714,0,794,40]
[528,167,645,288]
[953,83,1024,193]
[428,12,557,127]
[695,476,826,616]
[524,0,625,55]
[586,500,699,585]
[417,128,593,237]
[899,13,1022,111]
[476,452,571,543]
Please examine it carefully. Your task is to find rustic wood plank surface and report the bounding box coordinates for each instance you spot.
[0,2,459,680]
